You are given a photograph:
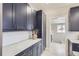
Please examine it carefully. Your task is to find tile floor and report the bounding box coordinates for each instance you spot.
[41,42,66,56]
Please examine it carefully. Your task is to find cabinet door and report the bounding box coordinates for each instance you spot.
[26,5,33,30]
[15,3,27,30]
[32,43,38,56]
[32,41,42,56]
[36,10,42,38]
[3,3,13,31]
[31,9,36,30]
[38,41,42,56]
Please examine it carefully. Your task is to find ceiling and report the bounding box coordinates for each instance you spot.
[30,3,70,8]
[30,3,79,11]
[30,3,79,19]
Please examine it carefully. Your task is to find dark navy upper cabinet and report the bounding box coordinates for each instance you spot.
[26,5,35,31]
[69,6,79,31]
[3,3,13,31]
[12,4,17,30]
[31,9,36,30]
[3,3,36,32]
[26,5,32,30]
[15,3,27,30]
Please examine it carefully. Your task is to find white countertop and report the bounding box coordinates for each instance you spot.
[73,51,79,56]
[2,38,41,56]
[69,39,79,44]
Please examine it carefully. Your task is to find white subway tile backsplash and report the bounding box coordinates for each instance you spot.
[3,31,32,46]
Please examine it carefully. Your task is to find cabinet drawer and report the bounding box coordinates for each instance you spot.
[72,43,79,52]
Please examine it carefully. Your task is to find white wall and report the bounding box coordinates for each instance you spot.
[0,3,2,56]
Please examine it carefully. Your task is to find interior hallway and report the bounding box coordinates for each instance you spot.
[41,42,66,56]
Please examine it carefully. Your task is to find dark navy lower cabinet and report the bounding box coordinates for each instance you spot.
[38,40,42,56]
[16,40,43,56]
[16,46,33,56]
[16,49,27,56]
[32,41,42,56]
[32,43,38,56]
[72,43,79,52]
[32,40,43,56]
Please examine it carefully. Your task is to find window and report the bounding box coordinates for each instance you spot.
[57,24,65,33]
